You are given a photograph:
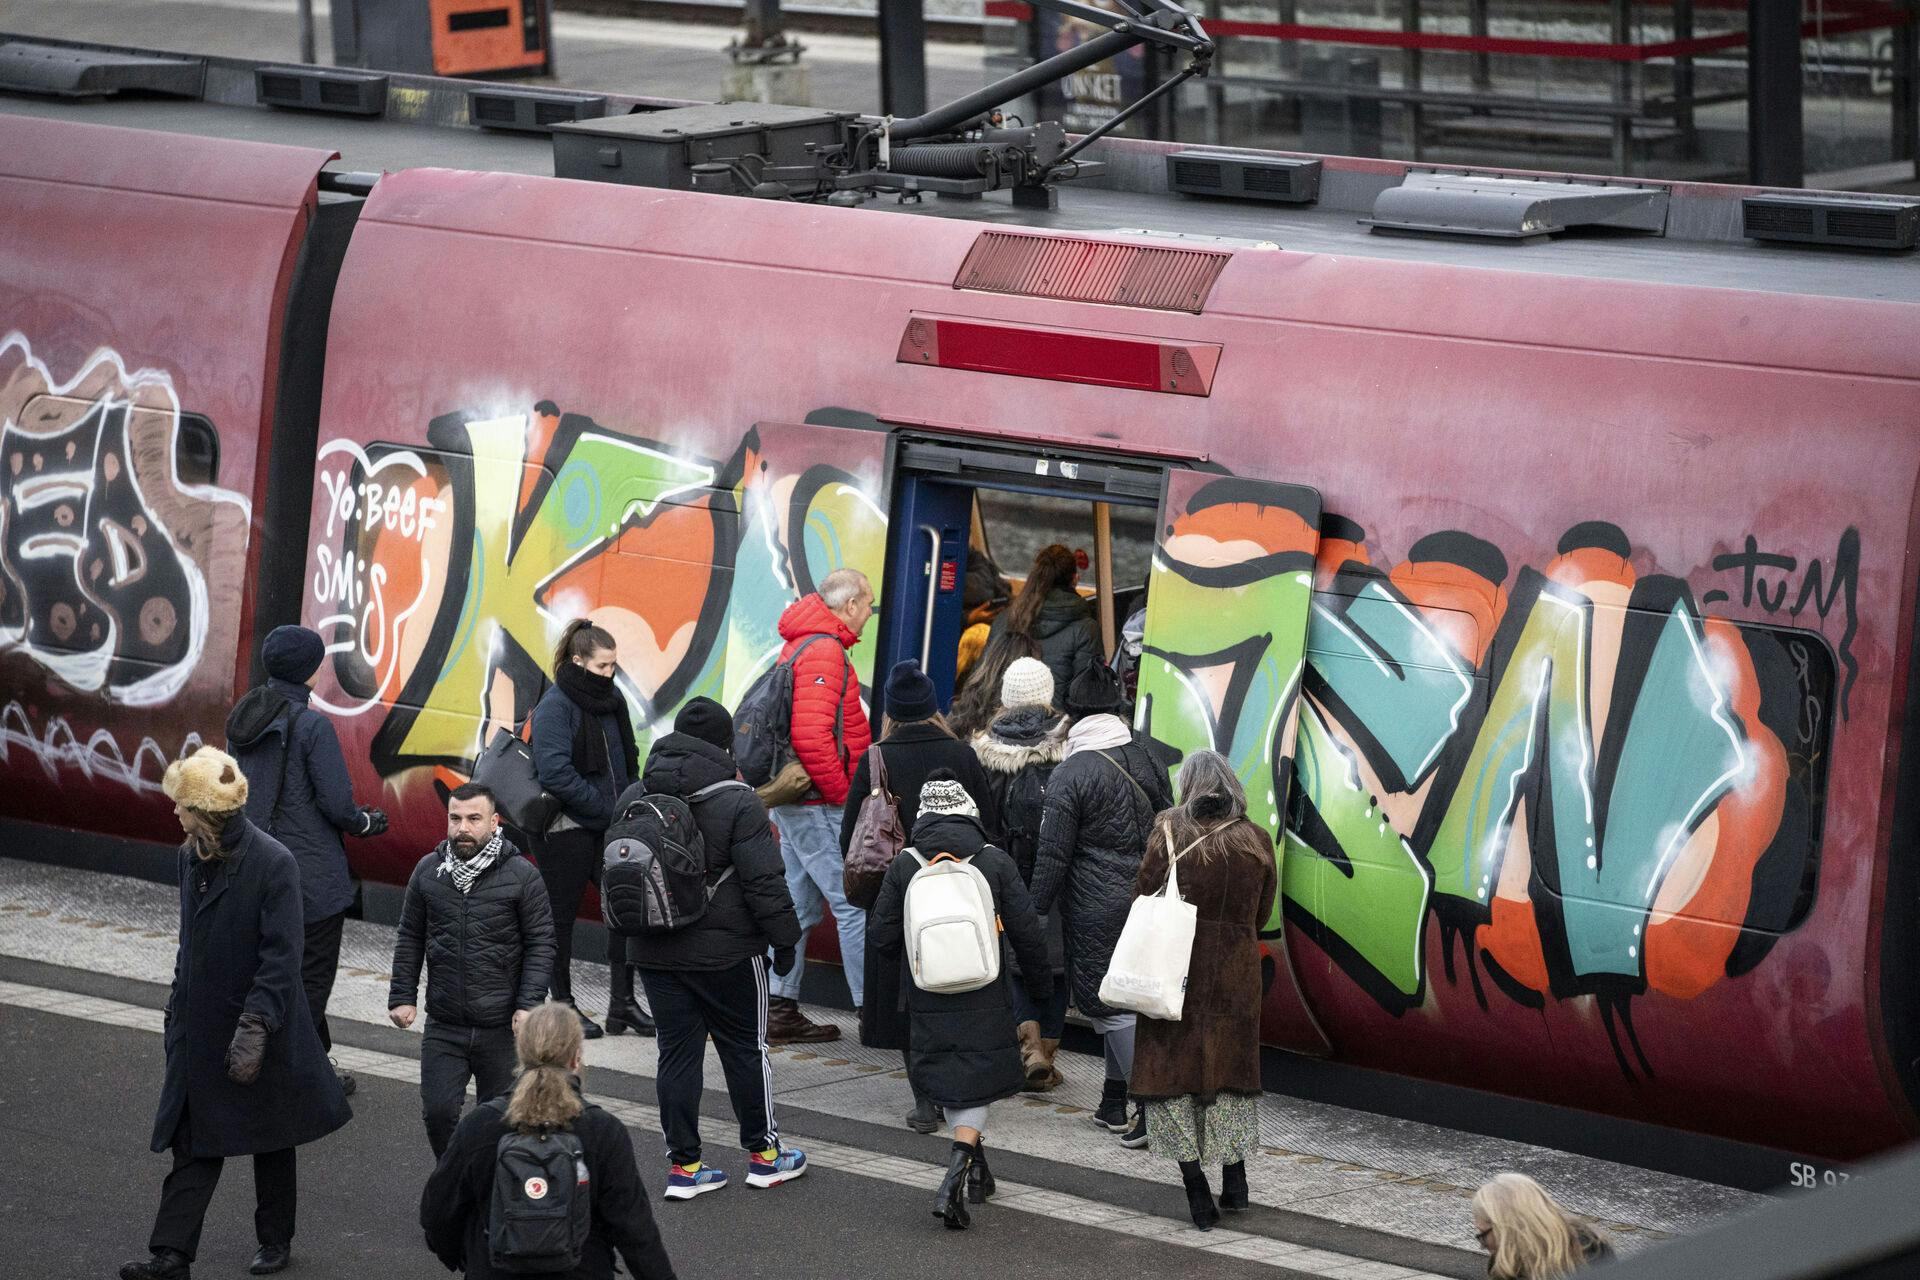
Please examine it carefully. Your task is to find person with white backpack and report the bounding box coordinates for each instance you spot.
[867,772,1053,1231]
[1126,751,1278,1232]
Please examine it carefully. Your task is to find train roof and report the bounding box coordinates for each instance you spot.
[2,35,1916,306]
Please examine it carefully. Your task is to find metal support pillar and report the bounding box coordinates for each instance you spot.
[1747,0,1804,187]
[1469,0,1490,94]
[1612,0,1632,174]
[1403,0,1422,161]
[1674,0,1696,154]
[726,0,809,105]
[878,0,928,118]
[297,0,316,63]
[1895,0,1918,170]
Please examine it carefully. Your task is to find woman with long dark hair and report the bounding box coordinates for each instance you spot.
[840,660,1001,1132]
[529,619,650,1040]
[421,1001,678,1279]
[952,544,1099,737]
[1128,750,1275,1230]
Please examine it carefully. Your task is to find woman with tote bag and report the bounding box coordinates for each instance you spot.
[1126,750,1278,1232]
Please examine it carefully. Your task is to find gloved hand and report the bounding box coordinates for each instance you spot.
[226,1012,270,1085]
[352,806,389,838]
[772,947,796,977]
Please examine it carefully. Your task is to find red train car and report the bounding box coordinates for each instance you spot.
[2,42,1916,1189]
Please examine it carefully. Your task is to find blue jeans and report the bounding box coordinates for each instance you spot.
[1011,973,1068,1040]
[768,803,865,1006]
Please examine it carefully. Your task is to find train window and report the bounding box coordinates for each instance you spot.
[174,413,219,486]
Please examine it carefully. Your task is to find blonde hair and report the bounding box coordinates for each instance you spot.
[504,1002,585,1134]
[882,711,954,740]
[1472,1173,1606,1280]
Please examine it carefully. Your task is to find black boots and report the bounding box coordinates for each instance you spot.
[1180,1161,1220,1231]
[119,1250,190,1280]
[248,1244,291,1275]
[1093,1077,1129,1131]
[1220,1160,1249,1212]
[605,965,656,1036]
[934,1140,975,1230]
[966,1140,996,1205]
[904,1052,943,1134]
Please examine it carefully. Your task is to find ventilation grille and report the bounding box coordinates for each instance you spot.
[1165,151,1321,204]
[254,65,386,115]
[954,231,1231,314]
[472,95,517,123]
[469,87,608,132]
[1743,195,1917,249]
[317,80,359,107]
[258,72,302,103]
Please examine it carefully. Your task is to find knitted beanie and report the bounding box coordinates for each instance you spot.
[999,656,1055,711]
[916,769,980,820]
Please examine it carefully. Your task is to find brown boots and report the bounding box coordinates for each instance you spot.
[1018,1021,1062,1091]
[768,996,840,1045]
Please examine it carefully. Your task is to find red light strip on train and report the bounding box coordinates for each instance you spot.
[896,316,1219,397]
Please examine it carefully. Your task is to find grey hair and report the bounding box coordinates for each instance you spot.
[818,568,871,610]
[1176,749,1247,822]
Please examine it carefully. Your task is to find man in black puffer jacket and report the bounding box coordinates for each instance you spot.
[389,782,556,1155]
[630,698,807,1200]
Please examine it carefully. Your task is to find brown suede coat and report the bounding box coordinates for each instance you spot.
[1128,813,1277,1103]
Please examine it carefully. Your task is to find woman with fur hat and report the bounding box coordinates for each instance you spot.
[1129,750,1277,1231]
[839,660,1001,1132]
[121,747,351,1280]
[867,772,1052,1230]
[226,623,388,1096]
[969,655,1070,1090]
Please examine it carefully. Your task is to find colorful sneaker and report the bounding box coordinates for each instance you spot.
[663,1163,728,1200]
[746,1146,808,1189]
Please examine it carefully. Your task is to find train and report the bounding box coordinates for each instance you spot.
[2,33,1916,1189]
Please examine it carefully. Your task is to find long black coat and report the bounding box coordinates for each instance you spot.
[627,731,802,971]
[839,721,1002,1051]
[226,678,361,922]
[868,812,1052,1109]
[972,706,1070,977]
[388,839,556,1029]
[1031,726,1174,1017]
[152,818,352,1158]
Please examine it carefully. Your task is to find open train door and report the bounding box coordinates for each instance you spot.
[1134,470,1334,1055]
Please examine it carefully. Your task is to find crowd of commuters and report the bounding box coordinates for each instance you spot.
[119,576,1618,1277]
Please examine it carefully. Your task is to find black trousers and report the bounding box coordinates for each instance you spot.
[302,910,346,1052]
[638,957,775,1166]
[149,1144,296,1261]
[538,826,626,1004]
[420,1020,518,1157]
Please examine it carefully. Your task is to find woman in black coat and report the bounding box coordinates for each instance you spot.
[530,618,648,1040]
[953,544,1100,736]
[840,662,1001,1131]
[421,1001,678,1280]
[122,748,351,1280]
[868,774,1052,1231]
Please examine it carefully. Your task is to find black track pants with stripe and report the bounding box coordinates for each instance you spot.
[637,956,778,1166]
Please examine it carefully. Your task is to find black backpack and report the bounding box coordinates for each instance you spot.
[601,780,750,936]
[486,1109,590,1274]
[731,634,845,788]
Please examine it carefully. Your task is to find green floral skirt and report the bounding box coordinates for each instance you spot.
[1144,1093,1258,1165]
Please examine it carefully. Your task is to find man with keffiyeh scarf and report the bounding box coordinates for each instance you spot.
[389,783,557,1155]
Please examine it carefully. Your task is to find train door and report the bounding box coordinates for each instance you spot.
[1133,470,1333,1055]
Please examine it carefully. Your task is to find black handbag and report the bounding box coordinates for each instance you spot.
[471,727,557,834]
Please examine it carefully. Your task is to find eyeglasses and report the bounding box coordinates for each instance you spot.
[1474,1225,1495,1249]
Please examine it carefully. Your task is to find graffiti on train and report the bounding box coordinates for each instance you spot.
[1136,487,1836,1078]
[0,334,248,708]
[307,403,886,778]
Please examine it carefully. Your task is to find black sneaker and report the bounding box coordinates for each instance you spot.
[329,1057,357,1097]
[1118,1107,1149,1149]
[1093,1078,1129,1131]
[119,1250,190,1280]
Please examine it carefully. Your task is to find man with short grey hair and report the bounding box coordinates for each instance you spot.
[763,569,874,1043]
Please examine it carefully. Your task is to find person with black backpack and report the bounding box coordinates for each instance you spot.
[226,624,388,1097]
[610,697,810,1200]
[390,783,557,1157]
[421,1000,679,1280]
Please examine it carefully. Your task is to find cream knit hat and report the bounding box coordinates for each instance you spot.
[999,656,1056,711]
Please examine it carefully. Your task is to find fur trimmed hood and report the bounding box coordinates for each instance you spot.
[163,745,250,813]
[972,706,1068,775]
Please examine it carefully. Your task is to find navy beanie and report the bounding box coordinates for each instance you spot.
[674,696,735,750]
[262,625,325,683]
[885,660,938,724]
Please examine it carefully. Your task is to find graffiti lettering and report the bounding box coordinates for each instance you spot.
[1705,529,1859,716]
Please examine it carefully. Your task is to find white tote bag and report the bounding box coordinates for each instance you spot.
[1098,822,1218,1022]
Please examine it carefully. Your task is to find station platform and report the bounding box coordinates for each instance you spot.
[0,857,1768,1277]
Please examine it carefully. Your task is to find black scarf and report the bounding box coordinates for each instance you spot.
[554,661,639,784]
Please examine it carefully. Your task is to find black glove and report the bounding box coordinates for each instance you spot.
[352,806,389,838]
[226,1012,270,1085]
[772,947,796,977]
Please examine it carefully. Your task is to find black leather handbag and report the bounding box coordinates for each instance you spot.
[471,727,557,834]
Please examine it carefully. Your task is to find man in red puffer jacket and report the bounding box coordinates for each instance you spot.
[765,568,875,1043]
